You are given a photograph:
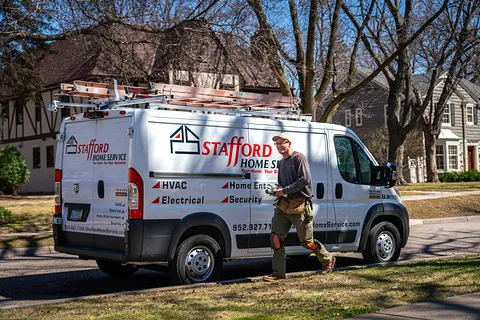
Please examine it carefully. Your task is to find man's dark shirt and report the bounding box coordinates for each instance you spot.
[278,151,312,200]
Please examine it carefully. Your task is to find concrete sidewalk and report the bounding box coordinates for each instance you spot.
[350,292,480,319]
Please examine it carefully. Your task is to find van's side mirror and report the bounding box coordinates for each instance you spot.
[371,162,397,188]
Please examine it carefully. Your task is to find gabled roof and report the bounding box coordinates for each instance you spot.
[355,67,390,90]
[1,22,280,99]
[459,79,480,103]
[411,71,446,95]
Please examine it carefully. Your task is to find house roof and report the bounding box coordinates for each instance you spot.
[411,72,445,95]
[439,128,460,140]
[1,22,279,99]
[355,67,390,90]
[355,69,480,104]
[459,78,480,103]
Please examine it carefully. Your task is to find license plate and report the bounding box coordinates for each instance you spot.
[69,208,83,221]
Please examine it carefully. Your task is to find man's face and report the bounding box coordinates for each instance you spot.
[274,138,291,155]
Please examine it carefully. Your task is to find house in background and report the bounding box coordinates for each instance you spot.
[331,70,480,179]
[0,22,281,193]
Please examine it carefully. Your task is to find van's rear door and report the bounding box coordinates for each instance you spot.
[61,116,132,253]
[62,120,97,248]
[92,116,132,252]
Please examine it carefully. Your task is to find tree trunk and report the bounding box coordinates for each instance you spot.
[423,126,439,182]
[396,144,408,185]
[387,129,408,184]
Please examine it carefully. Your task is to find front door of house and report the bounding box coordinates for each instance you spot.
[468,146,475,170]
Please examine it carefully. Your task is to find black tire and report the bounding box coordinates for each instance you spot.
[96,260,138,279]
[169,234,223,285]
[362,221,401,264]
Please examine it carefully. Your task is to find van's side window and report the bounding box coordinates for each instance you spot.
[354,141,372,184]
[334,136,372,185]
[334,137,358,183]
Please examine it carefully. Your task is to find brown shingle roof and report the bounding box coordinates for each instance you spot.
[1,22,280,99]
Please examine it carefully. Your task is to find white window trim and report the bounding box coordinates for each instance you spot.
[442,102,451,126]
[355,108,362,126]
[345,110,351,127]
[436,143,445,171]
[466,104,474,125]
[446,142,459,171]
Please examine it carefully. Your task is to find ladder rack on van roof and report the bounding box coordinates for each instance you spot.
[49,80,311,121]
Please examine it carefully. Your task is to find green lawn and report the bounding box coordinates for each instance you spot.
[1,256,478,320]
[397,181,480,192]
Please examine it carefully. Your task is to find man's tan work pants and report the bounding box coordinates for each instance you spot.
[271,205,332,278]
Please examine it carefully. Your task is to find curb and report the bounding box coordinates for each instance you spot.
[1,215,479,258]
[409,215,480,226]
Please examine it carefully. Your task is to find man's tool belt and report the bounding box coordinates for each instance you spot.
[273,197,305,214]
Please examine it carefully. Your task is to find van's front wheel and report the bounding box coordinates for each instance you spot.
[169,234,223,284]
[362,221,401,264]
[96,260,138,278]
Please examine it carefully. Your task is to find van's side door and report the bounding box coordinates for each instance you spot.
[329,133,380,251]
[146,118,252,258]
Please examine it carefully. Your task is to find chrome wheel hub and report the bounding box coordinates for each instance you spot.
[376,231,395,261]
[185,246,214,282]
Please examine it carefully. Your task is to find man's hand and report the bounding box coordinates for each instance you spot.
[273,188,284,197]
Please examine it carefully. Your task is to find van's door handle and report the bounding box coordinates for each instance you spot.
[97,180,104,199]
[316,183,324,199]
[335,183,343,199]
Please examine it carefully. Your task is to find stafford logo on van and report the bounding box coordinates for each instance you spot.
[170,125,201,155]
[170,126,272,167]
[65,135,110,161]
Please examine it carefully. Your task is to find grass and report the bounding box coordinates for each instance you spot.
[404,194,480,219]
[397,181,480,192]
[0,196,53,234]
[1,256,478,319]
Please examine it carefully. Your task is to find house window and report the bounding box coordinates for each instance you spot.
[448,145,458,170]
[15,101,24,125]
[466,104,474,124]
[35,100,42,122]
[442,103,451,124]
[33,147,41,169]
[345,110,351,127]
[355,108,362,126]
[436,145,444,170]
[46,145,55,168]
[384,105,388,128]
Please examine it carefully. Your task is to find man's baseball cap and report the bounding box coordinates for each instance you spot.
[272,132,291,142]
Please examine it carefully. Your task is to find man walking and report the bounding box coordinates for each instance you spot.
[263,132,335,281]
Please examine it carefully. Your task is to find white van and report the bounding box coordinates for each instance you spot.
[53,93,409,284]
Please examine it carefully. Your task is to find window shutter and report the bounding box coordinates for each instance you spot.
[450,103,455,126]
[475,104,478,125]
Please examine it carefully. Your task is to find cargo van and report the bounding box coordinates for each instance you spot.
[52,81,409,284]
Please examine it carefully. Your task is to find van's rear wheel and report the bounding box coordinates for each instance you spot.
[169,234,223,285]
[362,221,401,264]
[96,260,138,279]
